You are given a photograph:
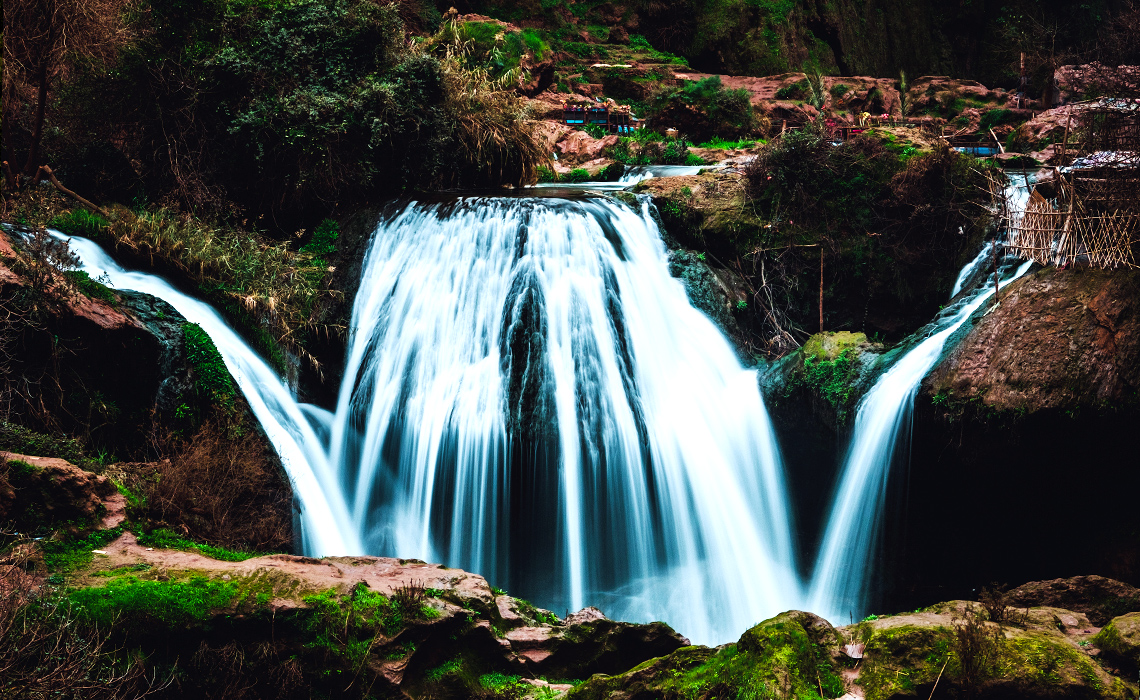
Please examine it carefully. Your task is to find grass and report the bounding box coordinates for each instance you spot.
[135,527,264,562]
[302,585,441,668]
[100,207,332,368]
[41,526,126,572]
[698,137,762,149]
[47,210,109,239]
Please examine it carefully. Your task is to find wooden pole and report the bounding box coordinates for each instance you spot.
[992,235,1001,301]
[819,247,824,333]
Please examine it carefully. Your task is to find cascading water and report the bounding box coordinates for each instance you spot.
[55,235,362,557]
[53,194,801,645]
[328,196,799,644]
[805,181,1034,623]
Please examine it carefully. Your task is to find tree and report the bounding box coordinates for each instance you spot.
[2,0,135,184]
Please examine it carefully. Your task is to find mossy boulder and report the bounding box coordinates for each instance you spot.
[1095,613,1140,674]
[851,604,1134,700]
[568,610,846,700]
[762,331,884,427]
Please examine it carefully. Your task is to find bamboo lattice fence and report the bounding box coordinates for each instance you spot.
[997,100,1140,269]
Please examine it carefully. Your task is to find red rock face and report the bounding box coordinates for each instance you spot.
[927,267,1140,412]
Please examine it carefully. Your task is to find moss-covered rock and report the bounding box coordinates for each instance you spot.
[1095,613,1140,674]
[762,331,884,427]
[568,610,846,700]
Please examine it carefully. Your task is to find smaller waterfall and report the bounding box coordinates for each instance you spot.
[618,165,708,184]
[808,184,1034,622]
[52,233,360,557]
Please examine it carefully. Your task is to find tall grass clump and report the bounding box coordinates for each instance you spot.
[101,208,331,363]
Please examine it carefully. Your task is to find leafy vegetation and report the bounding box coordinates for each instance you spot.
[647,76,763,144]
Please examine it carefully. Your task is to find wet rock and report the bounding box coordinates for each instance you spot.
[925,267,1140,415]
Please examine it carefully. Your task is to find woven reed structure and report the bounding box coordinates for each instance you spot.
[999,100,1140,269]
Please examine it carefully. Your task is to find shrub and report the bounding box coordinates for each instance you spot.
[583,123,609,139]
[142,421,292,552]
[560,168,593,183]
[1,579,158,698]
[62,0,543,222]
[647,76,762,143]
[830,83,850,100]
[978,108,1016,132]
[775,79,808,100]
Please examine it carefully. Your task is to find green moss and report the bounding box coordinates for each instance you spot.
[302,584,441,667]
[182,322,237,407]
[569,612,841,700]
[857,624,952,700]
[70,574,240,630]
[135,527,263,562]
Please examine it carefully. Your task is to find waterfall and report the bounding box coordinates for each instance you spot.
[806,184,1033,623]
[55,194,801,645]
[57,235,362,557]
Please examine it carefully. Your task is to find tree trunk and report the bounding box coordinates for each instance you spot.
[22,60,50,177]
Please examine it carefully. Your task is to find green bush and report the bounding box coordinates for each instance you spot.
[64,0,542,224]
[0,422,90,467]
[560,168,593,183]
[775,80,808,100]
[647,76,759,143]
[978,108,1017,132]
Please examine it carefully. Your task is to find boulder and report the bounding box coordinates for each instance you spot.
[1009,576,1140,626]
[0,229,201,453]
[925,267,1140,415]
[1095,612,1140,673]
[0,452,125,531]
[511,607,689,679]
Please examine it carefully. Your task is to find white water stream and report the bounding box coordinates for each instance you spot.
[50,177,1028,640]
[806,186,1032,622]
[55,195,799,645]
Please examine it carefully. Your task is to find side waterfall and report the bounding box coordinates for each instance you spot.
[58,235,362,557]
[56,195,800,645]
[805,181,1034,623]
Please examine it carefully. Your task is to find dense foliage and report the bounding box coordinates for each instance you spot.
[33,0,541,226]
[646,76,763,144]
